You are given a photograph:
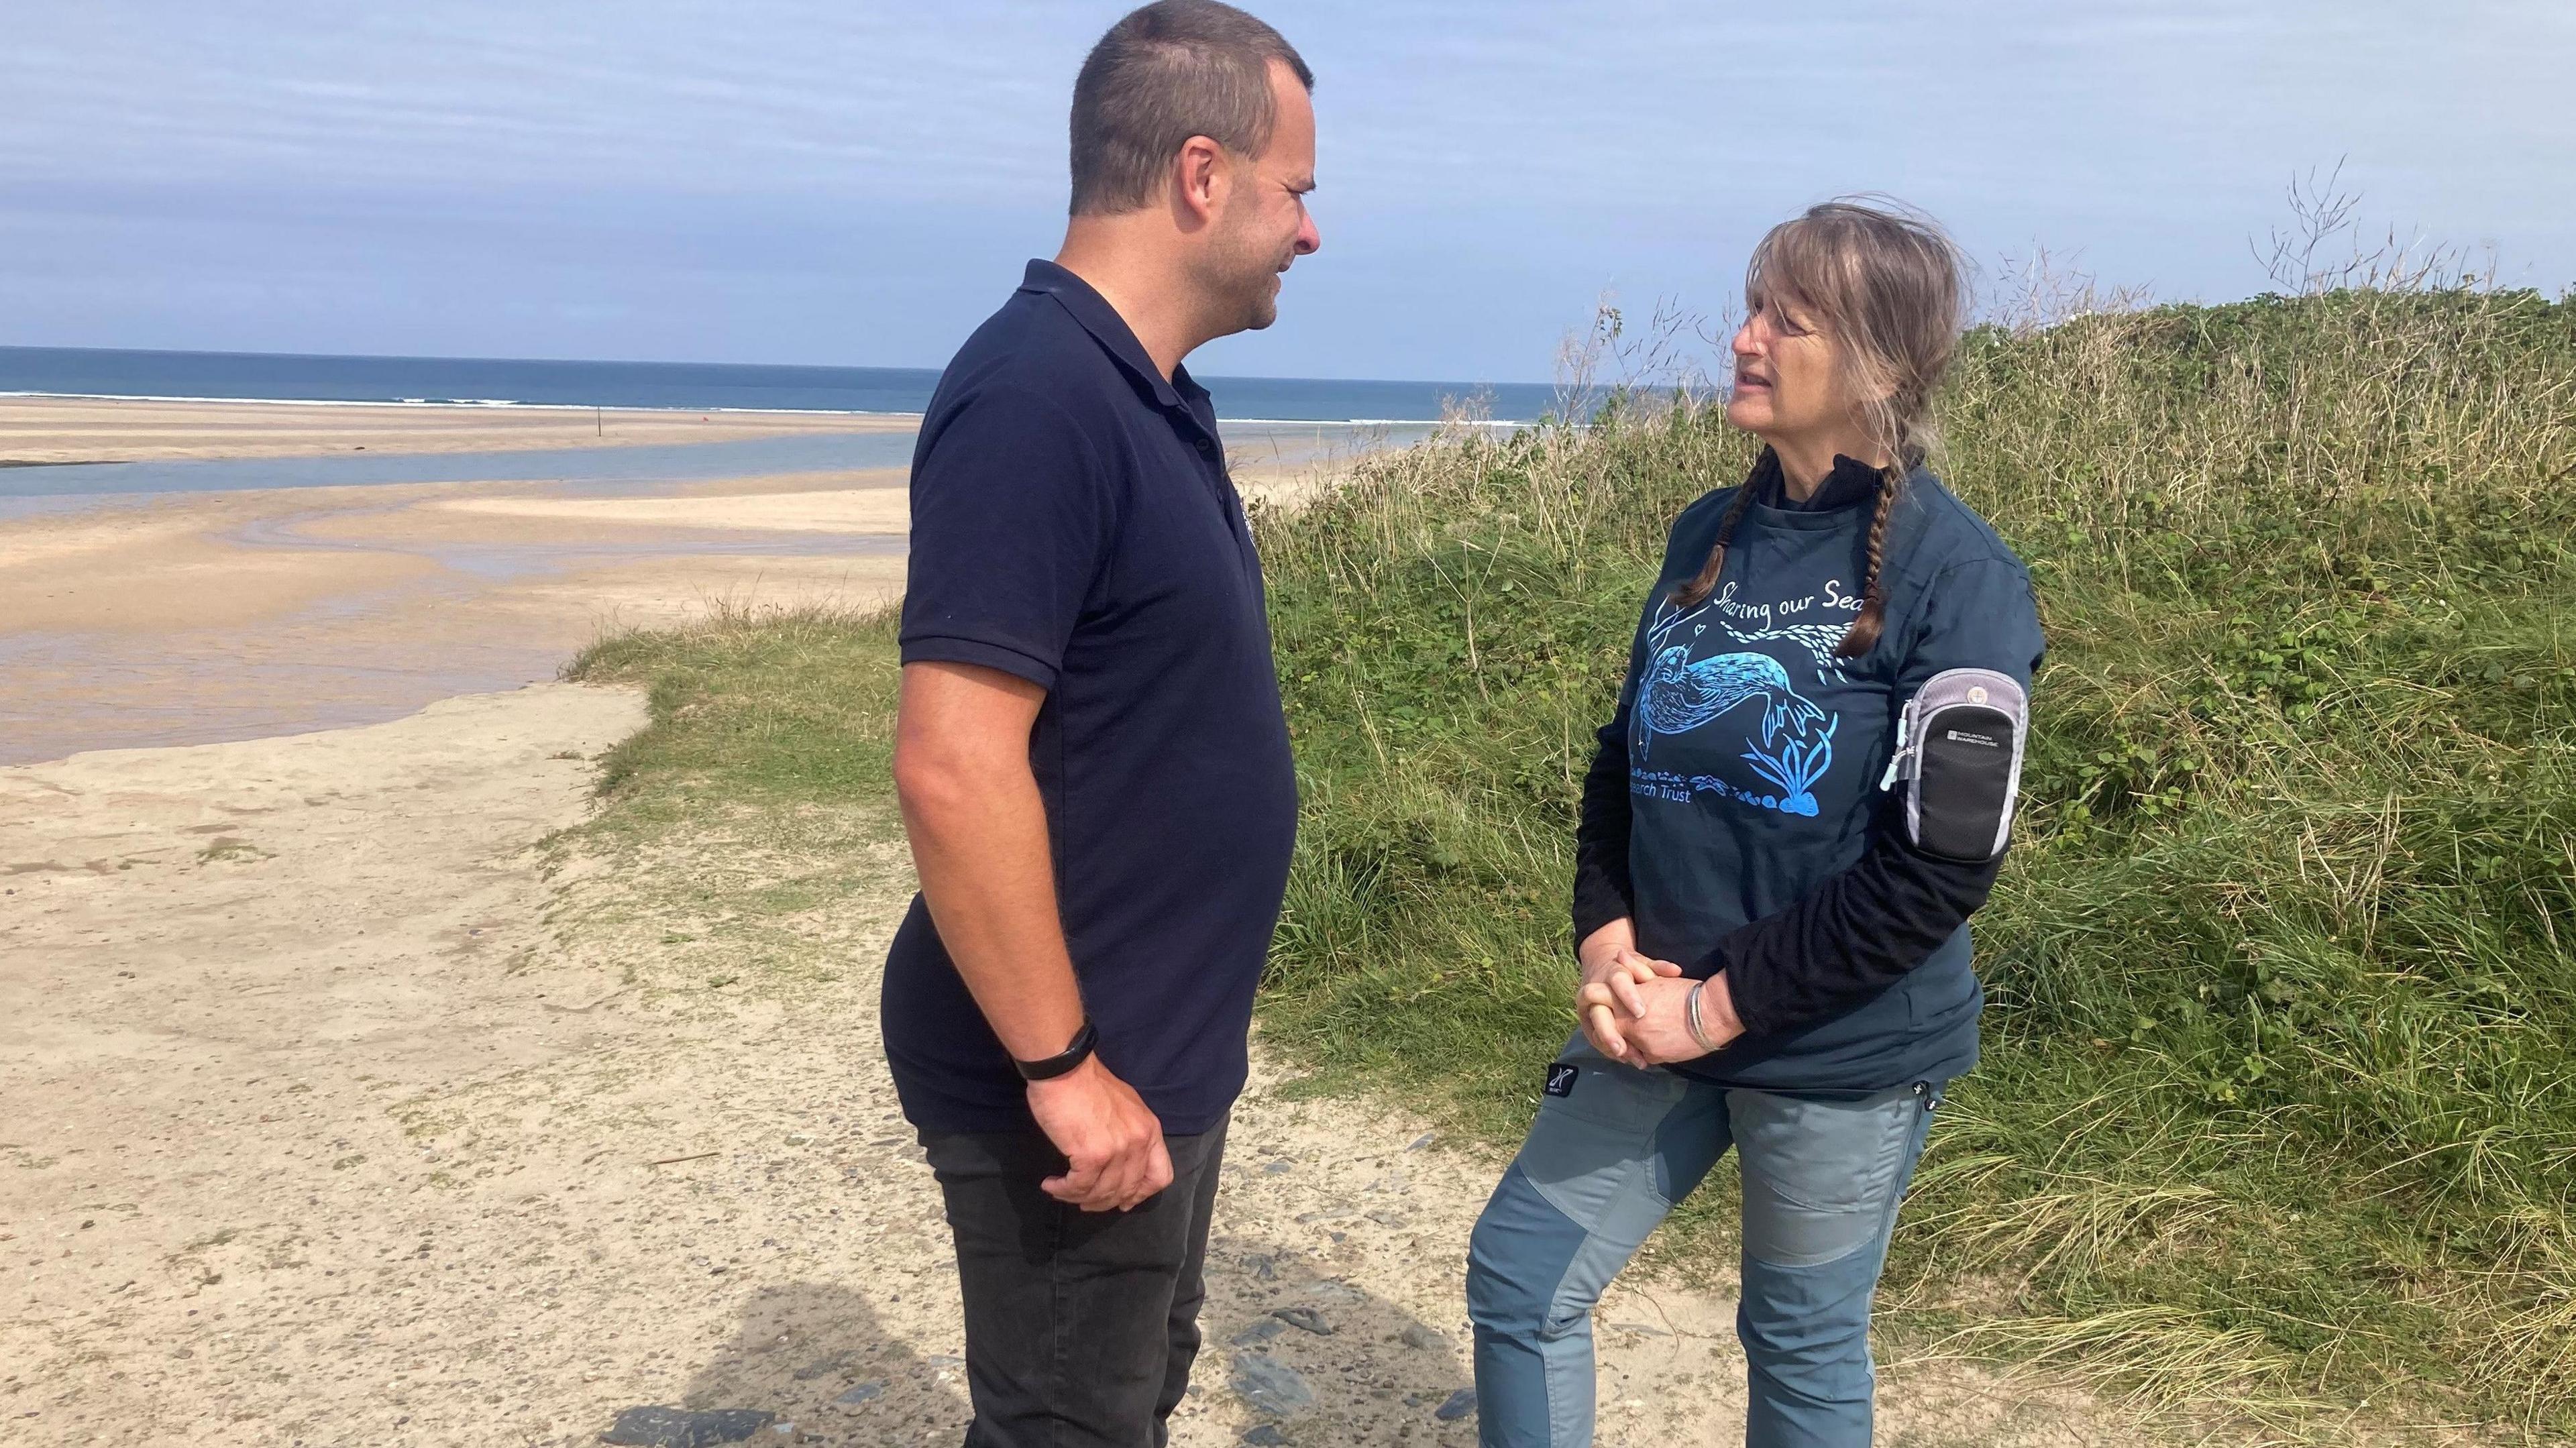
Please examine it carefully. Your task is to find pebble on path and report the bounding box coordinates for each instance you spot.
[830,1381,886,1412]
[1268,1305,1334,1336]
[790,1355,851,1382]
[1228,1351,1316,1416]
[599,1404,777,1447]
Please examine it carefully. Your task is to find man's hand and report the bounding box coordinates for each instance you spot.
[1575,918,1684,1064]
[1578,972,1748,1066]
[1026,1056,1174,1213]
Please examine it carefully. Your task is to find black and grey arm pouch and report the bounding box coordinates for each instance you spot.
[1879,667,2029,862]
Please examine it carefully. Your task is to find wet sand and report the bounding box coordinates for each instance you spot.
[427,484,912,536]
[1,398,1401,765]
[0,394,912,465]
[1,429,913,765]
[0,476,911,765]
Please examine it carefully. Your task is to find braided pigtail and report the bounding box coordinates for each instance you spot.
[1835,465,1903,658]
[1669,453,1768,608]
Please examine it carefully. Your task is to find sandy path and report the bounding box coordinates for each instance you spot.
[0,396,913,465]
[0,686,2127,1447]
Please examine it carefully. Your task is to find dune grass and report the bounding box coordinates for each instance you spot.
[556,605,910,1007]
[564,284,2575,1438]
[1252,286,2576,1435]
[570,602,904,816]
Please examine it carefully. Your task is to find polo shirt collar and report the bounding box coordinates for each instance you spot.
[1019,259,1205,414]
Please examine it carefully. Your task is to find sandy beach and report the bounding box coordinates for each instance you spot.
[0,394,914,465]
[1,400,917,765]
[0,398,1389,764]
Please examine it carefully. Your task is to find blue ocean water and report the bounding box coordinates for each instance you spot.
[0,345,1563,424]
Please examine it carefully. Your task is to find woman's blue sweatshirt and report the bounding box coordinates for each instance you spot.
[1577,452,2045,1093]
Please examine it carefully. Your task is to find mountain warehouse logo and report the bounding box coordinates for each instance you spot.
[1944,729,2001,748]
[1545,1063,1579,1098]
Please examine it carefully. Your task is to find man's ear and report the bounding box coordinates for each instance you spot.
[1171,135,1227,228]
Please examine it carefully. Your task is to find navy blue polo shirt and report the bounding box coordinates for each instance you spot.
[881,260,1299,1137]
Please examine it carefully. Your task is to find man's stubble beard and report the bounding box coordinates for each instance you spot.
[1197,214,1291,337]
[1231,243,1295,333]
[1240,281,1279,333]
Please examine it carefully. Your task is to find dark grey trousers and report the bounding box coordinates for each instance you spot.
[920,1121,1229,1448]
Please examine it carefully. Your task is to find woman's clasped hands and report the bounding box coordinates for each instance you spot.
[1574,920,1746,1066]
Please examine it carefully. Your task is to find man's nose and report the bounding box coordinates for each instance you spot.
[1295,213,1321,256]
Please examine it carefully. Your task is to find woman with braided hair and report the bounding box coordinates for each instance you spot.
[1464,200,2046,1447]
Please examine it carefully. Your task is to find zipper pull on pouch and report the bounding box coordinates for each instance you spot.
[1877,713,1913,792]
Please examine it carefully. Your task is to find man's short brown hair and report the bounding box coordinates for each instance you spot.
[1069,1,1312,217]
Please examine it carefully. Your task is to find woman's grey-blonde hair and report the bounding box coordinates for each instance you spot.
[1672,199,1971,659]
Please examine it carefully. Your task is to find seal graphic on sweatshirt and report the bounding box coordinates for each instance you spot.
[1635,647,1824,750]
[1633,602,1843,816]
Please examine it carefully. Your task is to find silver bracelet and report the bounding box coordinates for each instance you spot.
[1685,979,1719,1054]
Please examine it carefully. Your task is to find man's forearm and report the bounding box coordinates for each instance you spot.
[902,761,1087,1061]
[893,661,1167,1210]
[893,663,1089,1064]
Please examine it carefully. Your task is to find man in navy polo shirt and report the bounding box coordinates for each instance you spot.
[883,2,1319,1441]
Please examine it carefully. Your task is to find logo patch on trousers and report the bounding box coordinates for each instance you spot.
[1544,1063,1579,1098]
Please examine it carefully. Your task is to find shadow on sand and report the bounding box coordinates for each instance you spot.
[637,1227,1481,1447]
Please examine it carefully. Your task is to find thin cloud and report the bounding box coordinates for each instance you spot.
[5,0,2571,375]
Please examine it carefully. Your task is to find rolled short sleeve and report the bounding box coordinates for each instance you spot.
[899,386,1116,690]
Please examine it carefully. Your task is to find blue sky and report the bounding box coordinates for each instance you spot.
[5,1,2570,382]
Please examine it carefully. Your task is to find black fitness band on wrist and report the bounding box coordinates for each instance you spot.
[1014,1020,1099,1081]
